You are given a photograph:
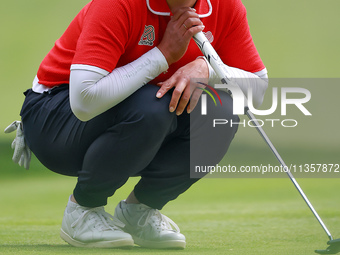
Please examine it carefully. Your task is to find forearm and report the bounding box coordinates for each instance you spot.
[70,47,168,121]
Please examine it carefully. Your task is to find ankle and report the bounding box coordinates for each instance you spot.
[125,191,140,204]
[70,194,78,204]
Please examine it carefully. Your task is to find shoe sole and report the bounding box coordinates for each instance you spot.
[60,229,134,248]
[132,235,186,249]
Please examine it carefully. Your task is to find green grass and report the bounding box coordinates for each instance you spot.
[1,141,340,255]
[1,0,340,254]
[1,170,340,255]
[2,174,340,255]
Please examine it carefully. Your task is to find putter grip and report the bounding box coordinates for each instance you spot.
[193,32,231,84]
[193,32,249,109]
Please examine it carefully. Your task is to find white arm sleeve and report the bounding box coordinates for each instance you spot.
[70,47,168,121]
[205,58,268,108]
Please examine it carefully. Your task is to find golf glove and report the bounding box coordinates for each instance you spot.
[4,121,31,170]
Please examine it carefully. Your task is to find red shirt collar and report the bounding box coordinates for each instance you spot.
[146,0,212,18]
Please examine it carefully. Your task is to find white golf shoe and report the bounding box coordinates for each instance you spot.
[60,197,134,248]
[113,200,186,249]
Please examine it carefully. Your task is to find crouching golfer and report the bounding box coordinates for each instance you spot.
[9,0,268,249]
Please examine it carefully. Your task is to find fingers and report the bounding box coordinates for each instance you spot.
[156,80,174,99]
[157,58,209,115]
[156,77,188,115]
[171,7,196,21]
[171,7,201,27]
[158,8,204,65]
[173,8,204,37]
[156,77,188,114]
[170,78,190,114]
[187,84,204,113]
[157,79,204,115]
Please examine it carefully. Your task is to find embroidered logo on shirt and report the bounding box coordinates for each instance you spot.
[204,31,214,43]
[139,25,155,46]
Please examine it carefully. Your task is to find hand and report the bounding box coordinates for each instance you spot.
[157,7,205,65]
[4,121,31,169]
[156,58,209,115]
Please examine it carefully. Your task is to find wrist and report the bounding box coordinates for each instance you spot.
[195,56,209,80]
[157,45,174,66]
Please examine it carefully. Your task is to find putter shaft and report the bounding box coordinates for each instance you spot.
[193,31,333,242]
[246,110,333,241]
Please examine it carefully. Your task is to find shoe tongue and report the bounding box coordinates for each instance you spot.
[138,203,152,210]
[125,202,151,212]
[90,208,114,231]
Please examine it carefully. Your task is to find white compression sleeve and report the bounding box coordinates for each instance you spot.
[70,47,168,121]
[205,58,268,108]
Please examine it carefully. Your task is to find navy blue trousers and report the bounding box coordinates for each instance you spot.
[20,84,239,209]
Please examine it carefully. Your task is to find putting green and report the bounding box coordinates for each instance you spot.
[1,0,339,254]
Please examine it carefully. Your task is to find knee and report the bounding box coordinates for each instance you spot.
[132,85,177,134]
[113,95,177,149]
[138,97,177,138]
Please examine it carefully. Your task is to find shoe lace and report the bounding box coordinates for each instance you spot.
[137,208,180,233]
[71,207,125,232]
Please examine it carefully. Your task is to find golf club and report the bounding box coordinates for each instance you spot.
[192,31,340,254]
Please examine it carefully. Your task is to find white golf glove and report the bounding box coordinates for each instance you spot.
[4,121,31,170]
